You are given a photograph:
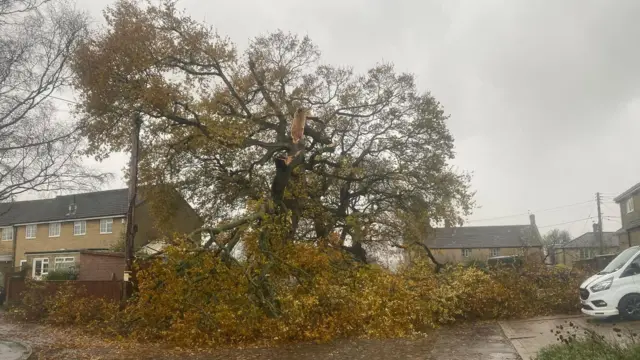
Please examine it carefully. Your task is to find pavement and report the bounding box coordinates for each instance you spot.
[499,315,640,360]
[0,340,31,360]
[429,322,519,360]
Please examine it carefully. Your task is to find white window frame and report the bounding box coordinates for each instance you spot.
[48,222,61,237]
[580,248,593,259]
[54,257,76,270]
[32,257,49,279]
[491,248,500,257]
[100,218,113,234]
[1,227,12,241]
[627,197,635,214]
[19,260,26,270]
[73,221,86,236]
[462,248,471,258]
[25,224,37,239]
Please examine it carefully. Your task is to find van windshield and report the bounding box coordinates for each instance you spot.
[600,247,640,274]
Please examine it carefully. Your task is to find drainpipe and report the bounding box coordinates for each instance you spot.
[11,225,16,269]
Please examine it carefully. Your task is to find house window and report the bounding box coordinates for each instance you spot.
[1,227,12,241]
[54,257,75,270]
[73,221,86,236]
[25,224,37,239]
[100,218,113,234]
[32,258,49,278]
[627,198,635,214]
[579,248,594,259]
[48,222,61,237]
[462,248,471,258]
[19,260,26,270]
[491,248,500,257]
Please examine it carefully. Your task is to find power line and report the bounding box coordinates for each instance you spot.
[467,200,594,223]
[581,207,594,233]
[538,217,595,229]
[599,195,618,198]
[49,94,77,105]
[602,202,618,214]
[14,85,80,105]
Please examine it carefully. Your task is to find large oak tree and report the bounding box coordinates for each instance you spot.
[72,0,473,264]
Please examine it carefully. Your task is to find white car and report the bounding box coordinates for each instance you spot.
[580,246,640,319]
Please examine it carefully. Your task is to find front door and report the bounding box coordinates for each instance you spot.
[32,258,49,280]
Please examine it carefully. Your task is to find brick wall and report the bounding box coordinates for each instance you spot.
[78,252,125,281]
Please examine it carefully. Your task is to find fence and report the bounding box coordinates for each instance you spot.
[572,253,618,272]
[3,273,122,305]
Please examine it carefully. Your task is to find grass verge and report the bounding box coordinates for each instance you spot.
[536,325,640,360]
[536,340,640,360]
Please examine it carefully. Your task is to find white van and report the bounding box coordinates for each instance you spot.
[580,246,640,319]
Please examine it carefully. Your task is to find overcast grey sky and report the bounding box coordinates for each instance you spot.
[72,0,640,237]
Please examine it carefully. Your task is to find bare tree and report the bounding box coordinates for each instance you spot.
[0,0,105,202]
[542,228,572,264]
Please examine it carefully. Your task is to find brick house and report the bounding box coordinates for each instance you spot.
[554,226,620,267]
[614,182,640,248]
[0,188,201,279]
[409,214,543,264]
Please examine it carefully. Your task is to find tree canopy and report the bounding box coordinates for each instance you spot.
[71,0,473,263]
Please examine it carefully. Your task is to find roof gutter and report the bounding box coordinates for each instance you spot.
[11,223,16,268]
[614,182,640,203]
[24,248,110,255]
[12,214,126,226]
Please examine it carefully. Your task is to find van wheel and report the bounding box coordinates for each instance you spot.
[618,294,640,320]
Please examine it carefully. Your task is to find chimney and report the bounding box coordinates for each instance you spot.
[529,214,536,226]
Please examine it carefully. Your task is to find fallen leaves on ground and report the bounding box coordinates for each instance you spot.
[0,311,438,360]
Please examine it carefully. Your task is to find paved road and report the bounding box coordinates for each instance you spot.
[0,309,518,360]
[499,315,640,359]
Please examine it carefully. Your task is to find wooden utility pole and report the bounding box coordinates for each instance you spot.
[596,192,604,255]
[123,113,142,301]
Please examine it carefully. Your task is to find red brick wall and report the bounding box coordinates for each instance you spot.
[78,253,125,281]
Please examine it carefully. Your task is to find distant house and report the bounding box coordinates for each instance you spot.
[614,182,640,248]
[414,214,543,264]
[0,188,201,279]
[554,226,620,267]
